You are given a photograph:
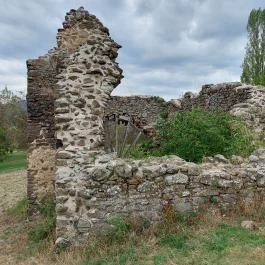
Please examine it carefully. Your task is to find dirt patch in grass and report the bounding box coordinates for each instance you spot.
[0,170,26,212]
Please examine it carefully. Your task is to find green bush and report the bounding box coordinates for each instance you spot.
[130,108,258,163]
[127,138,153,159]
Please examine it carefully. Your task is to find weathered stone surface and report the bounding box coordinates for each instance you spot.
[241,220,259,230]
[106,96,167,128]
[27,7,123,215]
[27,144,56,213]
[53,148,265,244]
[165,173,189,185]
[114,162,132,178]
[91,166,112,181]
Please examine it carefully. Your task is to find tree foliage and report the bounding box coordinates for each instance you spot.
[241,8,265,85]
[0,86,27,155]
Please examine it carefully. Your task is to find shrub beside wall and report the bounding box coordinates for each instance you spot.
[130,108,258,162]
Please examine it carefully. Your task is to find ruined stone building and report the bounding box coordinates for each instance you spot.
[27,7,265,244]
[27,7,123,212]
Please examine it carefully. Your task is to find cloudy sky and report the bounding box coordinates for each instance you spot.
[0,0,264,100]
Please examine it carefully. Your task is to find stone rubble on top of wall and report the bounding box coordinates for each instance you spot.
[106,82,265,133]
[229,85,265,132]
[168,82,265,132]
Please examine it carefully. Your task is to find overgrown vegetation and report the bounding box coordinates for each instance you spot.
[78,206,265,265]
[129,108,259,162]
[206,223,265,252]
[5,195,56,244]
[0,86,27,161]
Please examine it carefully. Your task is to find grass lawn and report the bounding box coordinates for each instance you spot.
[0,150,27,173]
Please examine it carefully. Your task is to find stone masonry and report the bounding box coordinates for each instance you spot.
[169,82,265,132]
[106,82,265,132]
[106,96,167,128]
[56,149,265,244]
[27,7,122,213]
[27,7,265,244]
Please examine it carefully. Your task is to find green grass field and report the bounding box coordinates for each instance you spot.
[0,151,27,173]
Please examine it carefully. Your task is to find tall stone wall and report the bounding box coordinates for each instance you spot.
[27,7,122,213]
[27,54,58,213]
[52,11,123,243]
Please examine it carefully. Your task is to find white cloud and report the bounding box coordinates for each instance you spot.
[0,58,26,92]
[0,0,264,99]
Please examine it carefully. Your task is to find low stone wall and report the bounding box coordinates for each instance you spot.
[169,82,265,132]
[105,83,265,132]
[56,148,265,244]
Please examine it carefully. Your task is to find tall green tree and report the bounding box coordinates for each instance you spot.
[241,8,265,85]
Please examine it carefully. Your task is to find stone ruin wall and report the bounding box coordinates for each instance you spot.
[54,84,265,244]
[169,82,265,132]
[54,12,123,243]
[106,96,167,128]
[57,148,265,244]
[27,7,122,213]
[27,7,265,244]
[27,45,58,213]
[107,82,265,132]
